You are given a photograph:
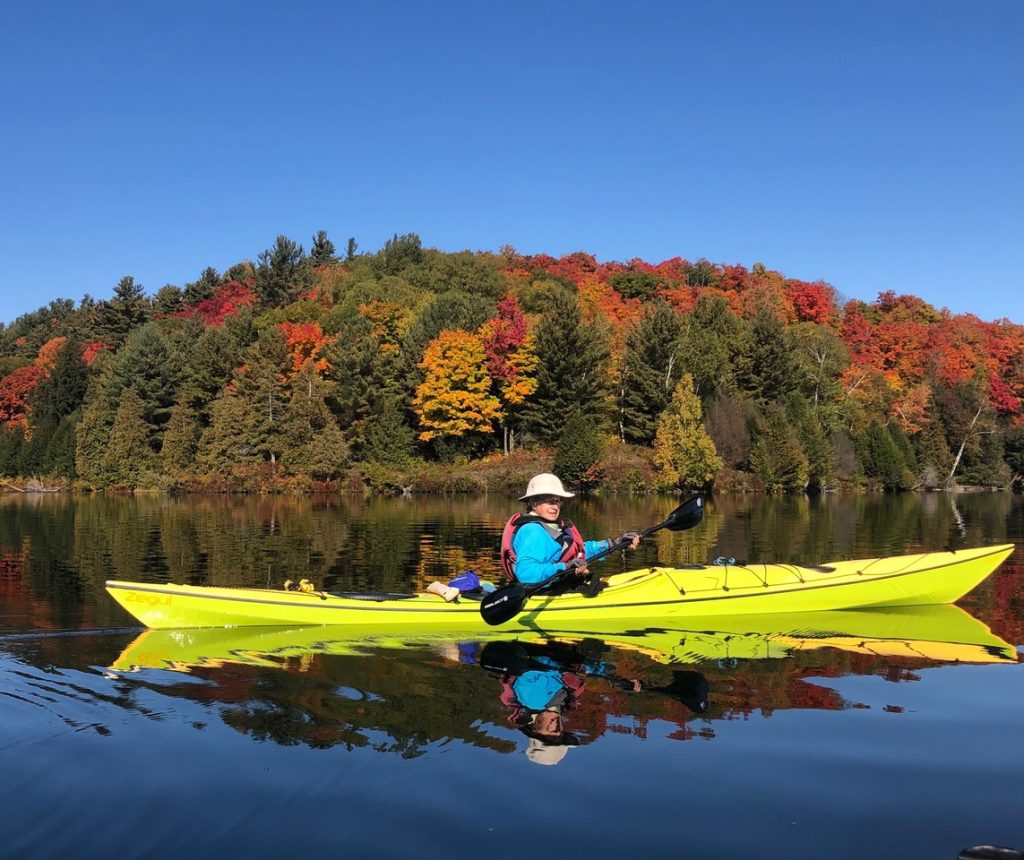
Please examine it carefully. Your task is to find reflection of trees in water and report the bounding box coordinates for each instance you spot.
[155,651,518,755]
[653,500,722,567]
[705,492,1017,567]
[205,644,970,753]
[4,625,1010,758]
[68,496,358,593]
[0,492,1020,632]
[967,555,1024,645]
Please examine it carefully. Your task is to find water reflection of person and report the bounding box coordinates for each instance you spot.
[504,660,584,766]
[481,639,708,766]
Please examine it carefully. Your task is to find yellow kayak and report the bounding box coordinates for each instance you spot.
[105,543,1015,630]
[108,604,1017,673]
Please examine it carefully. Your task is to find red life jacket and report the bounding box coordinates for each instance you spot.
[500,513,586,582]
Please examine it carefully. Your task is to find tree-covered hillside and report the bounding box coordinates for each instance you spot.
[1,232,1022,492]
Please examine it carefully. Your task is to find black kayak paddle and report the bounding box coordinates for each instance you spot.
[480,494,704,626]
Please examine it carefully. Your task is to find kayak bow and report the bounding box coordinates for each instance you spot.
[105,543,1015,630]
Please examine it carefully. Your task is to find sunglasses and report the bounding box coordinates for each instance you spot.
[535,496,563,506]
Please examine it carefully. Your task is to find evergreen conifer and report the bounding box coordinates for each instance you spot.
[553,415,603,490]
[524,291,610,443]
[620,301,682,444]
[652,373,723,490]
[103,388,158,486]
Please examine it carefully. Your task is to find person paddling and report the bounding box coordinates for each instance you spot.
[500,473,641,587]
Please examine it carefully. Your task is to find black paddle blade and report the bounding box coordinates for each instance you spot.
[480,582,529,626]
[479,640,533,676]
[663,494,704,532]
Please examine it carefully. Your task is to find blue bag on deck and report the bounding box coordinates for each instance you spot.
[448,571,481,592]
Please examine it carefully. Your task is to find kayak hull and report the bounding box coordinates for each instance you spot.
[105,544,1015,630]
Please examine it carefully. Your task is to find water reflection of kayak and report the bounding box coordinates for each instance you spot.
[105,544,1015,630]
[109,604,1016,673]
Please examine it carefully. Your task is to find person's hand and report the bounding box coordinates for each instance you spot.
[616,531,641,550]
[562,557,589,575]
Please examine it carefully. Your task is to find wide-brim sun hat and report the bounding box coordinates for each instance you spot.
[525,737,572,766]
[519,473,575,501]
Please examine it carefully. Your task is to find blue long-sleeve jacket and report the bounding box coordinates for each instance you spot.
[512,522,610,584]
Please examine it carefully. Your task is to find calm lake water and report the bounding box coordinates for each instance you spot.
[1,492,1022,860]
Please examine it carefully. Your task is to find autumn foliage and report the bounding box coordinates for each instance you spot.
[413,330,502,443]
[1,231,1022,489]
[174,280,259,327]
[278,321,331,374]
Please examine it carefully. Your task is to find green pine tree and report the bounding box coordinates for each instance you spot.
[915,410,952,487]
[152,284,184,315]
[524,290,611,443]
[196,394,255,475]
[28,336,89,432]
[160,401,200,476]
[652,373,723,490]
[41,413,79,479]
[256,235,307,305]
[620,301,682,444]
[182,323,249,418]
[960,430,1012,488]
[738,308,799,403]
[281,368,349,479]
[1002,426,1024,486]
[103,388,158,486]
[553,415,603,491]
[74,374,116,487]
[749,403,809,492]
[94,276,151,349]
[0,427,25,477]
[331,319,409,452]
[677,294,747,400]
[787,394,834,491]
[310,230,337,266]
[374,233,424,276]
[361,397,417,465]
[233,327,292,467]
[183,267,221,305]
[104,324,182,444]
[858,421,912,490]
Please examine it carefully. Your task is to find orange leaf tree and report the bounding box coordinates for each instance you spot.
[0,365,41,429]
[277,321,331,375]
[0,337,71,429]
[412,329,501,446]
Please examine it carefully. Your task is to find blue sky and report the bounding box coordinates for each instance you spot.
[1,1,1021,325]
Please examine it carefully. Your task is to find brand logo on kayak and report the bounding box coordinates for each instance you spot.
[125,592,173,606]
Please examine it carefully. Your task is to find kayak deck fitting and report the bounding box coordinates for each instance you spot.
[106,543,1016,631]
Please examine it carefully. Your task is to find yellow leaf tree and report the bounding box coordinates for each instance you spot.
[413,329,502,446]
[653,373,723,490]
